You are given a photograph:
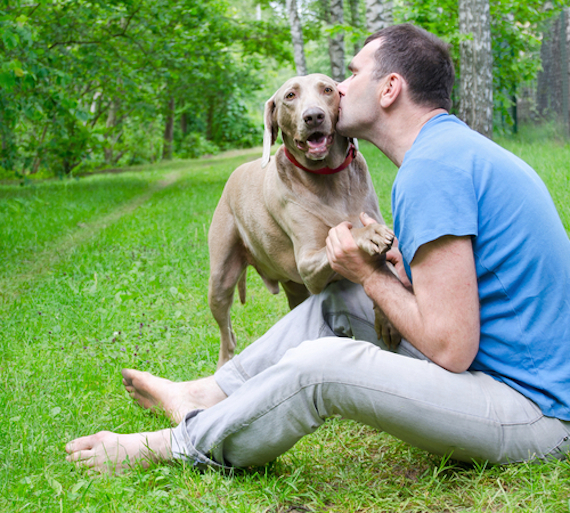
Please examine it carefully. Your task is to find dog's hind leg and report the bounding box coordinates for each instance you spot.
[208,202,248,369]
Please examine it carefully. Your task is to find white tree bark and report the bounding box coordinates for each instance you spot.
[561,8,570,136]
[286,0,307,76]
[104,99,117,164]
[458,0,493,138]
[162,96,175,161]
[365,0,393,34]
[349,0,361,54]
[327,0,346,82]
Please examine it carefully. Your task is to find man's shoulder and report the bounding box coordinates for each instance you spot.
[414,114,489,155]
[403,114,518,179]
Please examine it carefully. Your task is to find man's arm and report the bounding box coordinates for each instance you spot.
[326,221,480,373]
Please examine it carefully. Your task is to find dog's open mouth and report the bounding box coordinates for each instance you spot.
[296,132,334,159]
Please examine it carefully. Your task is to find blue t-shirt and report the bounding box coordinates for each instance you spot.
[392,113,570,420]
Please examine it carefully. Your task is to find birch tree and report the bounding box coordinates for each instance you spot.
[349,0,361,54]
[561,8,570,136]
[162,96,175,161]
[365,0,393,34]
[458,0,493,138]
[285,0,307,76]
[325,0,346,82]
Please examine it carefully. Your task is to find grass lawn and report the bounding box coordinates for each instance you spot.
[1,139,570,512]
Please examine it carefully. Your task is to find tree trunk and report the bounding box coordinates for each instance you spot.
[560,8,570,137]
[458,0,493,139]
[104,99,117,164]
[1,116,9,169]
[365,0,393,34]
[286,0,307,76]
[537,15,564,119]
[537,20,553,117]
[31,124,49,174]
[349,0,361,54]
[327,0,345,82]
[181,112,188,135]
[162,96,175,161]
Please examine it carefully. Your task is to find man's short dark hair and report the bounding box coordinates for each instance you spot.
[365,24,455,112]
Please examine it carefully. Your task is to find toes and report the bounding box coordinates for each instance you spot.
[65,431,112,453]
[66,449,95,463]
[121,368,136,386]
[65,435,94,454]
[358,240,376,256]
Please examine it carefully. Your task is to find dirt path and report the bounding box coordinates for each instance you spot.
[1,170,182,300]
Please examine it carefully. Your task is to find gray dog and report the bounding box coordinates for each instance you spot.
[208,73,394,367]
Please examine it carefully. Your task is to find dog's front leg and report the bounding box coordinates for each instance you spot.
[295,246,337,295]
[373,303,402,349]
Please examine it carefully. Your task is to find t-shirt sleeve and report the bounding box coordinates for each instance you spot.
[392,158,479,266]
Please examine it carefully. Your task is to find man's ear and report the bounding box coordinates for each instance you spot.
[262,96,279,168]
[379,73,403,109]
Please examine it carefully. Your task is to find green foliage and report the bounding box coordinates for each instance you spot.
[395,0,566,125]
[175,132,220,159]
[0,1,290,178]
[490,1,567,128]
[1,0,568,178]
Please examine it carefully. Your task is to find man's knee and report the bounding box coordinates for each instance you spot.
[279,337,377,378]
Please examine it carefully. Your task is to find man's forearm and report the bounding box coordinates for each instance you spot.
[363,267,426,353]
[362,259,478,374]
[326,222,479,372]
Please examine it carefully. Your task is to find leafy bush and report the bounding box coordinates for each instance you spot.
[175,132,220,159]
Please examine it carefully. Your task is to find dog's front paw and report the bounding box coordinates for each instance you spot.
[352,223,394,257]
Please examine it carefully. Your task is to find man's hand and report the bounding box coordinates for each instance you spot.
[326,213,403,349]
[325,212,388,285]
[363,235,480,372]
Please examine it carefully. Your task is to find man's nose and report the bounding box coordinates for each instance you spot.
[337,77,349,96]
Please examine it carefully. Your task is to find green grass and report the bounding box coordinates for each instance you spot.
[1,140,570,512]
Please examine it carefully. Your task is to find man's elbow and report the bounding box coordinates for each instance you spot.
[429,334,479,374]
[435,355,473,374]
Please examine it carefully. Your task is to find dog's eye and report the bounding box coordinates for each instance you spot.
[285,92,296,100]
[324,87,333,94]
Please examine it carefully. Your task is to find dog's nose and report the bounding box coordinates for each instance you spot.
[303,108,325,128]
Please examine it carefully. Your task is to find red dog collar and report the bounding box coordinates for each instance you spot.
[283,143,357,175]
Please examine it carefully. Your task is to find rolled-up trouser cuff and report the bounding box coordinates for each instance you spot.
[214,358,249,397]
[171,410,230,470]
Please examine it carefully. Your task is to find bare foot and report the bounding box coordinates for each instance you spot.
[65,429,172,474]
[121,369,228,424]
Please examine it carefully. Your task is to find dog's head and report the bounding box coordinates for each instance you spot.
[262,74,344,168]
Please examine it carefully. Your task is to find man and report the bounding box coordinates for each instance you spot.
[66,24,570,472]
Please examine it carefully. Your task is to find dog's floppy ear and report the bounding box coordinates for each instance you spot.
[262,96,278,168]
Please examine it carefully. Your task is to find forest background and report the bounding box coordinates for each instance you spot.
[1,0,570,180]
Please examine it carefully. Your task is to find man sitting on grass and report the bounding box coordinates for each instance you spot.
[66,23,570,473]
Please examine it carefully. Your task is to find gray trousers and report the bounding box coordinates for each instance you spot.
[171,280,570,468]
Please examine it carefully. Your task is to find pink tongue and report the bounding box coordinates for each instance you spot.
[307,136,327,151]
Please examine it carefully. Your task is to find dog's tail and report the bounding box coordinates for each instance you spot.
[238,270,247,304]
